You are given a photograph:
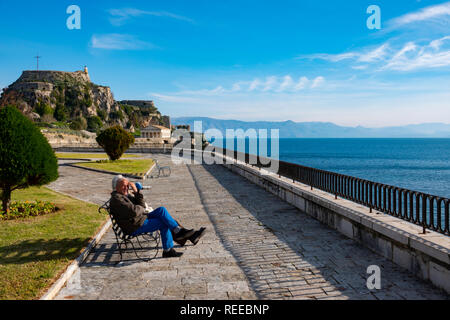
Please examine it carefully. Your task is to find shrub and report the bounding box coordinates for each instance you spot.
[0,200,57,220]
[35,101,53,116]
[97,109,108,121]
[54,103,68,122]
[87,116,103,132]
[109,110,124,121]
[0,106,58,212]
[96,125,135,161]
[69,116,87,130]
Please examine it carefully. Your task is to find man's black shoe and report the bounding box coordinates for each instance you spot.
[174,238,187,247]
[173,228,195,242]
[189,227,206,245]
[162,248,183,258]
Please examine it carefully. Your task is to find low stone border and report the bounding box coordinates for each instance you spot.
[67,161,156,181]
[39,218,112,300]
[56,158,92,161]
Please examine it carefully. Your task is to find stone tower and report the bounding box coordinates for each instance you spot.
[84,66,88,74]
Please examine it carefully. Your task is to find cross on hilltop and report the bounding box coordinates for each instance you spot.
[34,55,41,71]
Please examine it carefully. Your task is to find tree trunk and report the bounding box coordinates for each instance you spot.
[1,186,11,213]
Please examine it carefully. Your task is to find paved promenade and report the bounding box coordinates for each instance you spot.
[51,155,448,300]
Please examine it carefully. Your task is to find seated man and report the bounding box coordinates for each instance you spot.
[109,175,206,258]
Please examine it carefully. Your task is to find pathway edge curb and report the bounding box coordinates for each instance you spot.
[39,219,112,300]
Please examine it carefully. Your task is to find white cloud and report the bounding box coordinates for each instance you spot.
[301,43,390,64]
[352,65,368,70]
[388,2,450,28]
[151,93,202,103]
[243,75,324,92]
[90,34,156,50]
[383,37,450,71]
[248,79,261,91]
[298,52,358,62]
[262,76,277,92]
[151,75,325,103]
[311,76,325,88]
[301,35,450,72]
[108,8,194,26]
[294,77,309,91]
[358,44,390,62]
[277,76,294,92]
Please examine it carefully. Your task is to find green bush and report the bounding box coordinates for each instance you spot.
[54,103,68,122]
[35,101,53,117]
[69,116,88,130]
[96,125,135,161]
[0,105,58,212]
[109,110,124,121]
[87,116,103,132]
[97,109,108,121]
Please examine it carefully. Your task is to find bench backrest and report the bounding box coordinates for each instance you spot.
[99,200,132,240]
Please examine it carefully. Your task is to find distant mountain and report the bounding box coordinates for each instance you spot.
[172,117,450,138]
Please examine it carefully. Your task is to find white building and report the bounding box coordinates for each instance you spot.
[140,125,171,140]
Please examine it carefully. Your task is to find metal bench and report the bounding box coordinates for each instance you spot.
[99,200,160,263]
[150,160,171,178]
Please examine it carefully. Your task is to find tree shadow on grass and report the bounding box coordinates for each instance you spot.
[0,238,90,265]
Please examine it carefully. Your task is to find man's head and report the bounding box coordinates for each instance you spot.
[115,177,131,195]
[112,175,124,191]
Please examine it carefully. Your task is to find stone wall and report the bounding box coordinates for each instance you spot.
[17,70,90,84]
[119,100,155,109]
[10,82,54,92]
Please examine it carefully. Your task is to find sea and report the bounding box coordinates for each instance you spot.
[212,138,450,199]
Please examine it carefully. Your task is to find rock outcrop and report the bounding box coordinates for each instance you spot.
[0,69,168,131]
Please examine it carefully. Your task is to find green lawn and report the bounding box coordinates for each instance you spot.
[0,187,107,300]
[76,159,155,175]
[56,153,140,159]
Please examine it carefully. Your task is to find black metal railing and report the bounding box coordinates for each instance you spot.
[209,147,449,236]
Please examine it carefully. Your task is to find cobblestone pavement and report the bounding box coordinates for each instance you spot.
[51,155,448,300]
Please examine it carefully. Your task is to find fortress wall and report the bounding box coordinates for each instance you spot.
[18,70,91,84]
[11,82,54,92]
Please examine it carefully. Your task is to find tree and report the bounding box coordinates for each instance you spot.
[96,125,135,160]
[0,106,58,212]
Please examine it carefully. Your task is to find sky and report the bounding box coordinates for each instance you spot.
[0,0,449,127]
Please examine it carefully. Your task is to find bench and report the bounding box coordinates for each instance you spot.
[99,200,160,263]
[150,160,171,178]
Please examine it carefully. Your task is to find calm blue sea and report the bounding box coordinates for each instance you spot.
[213,138,450,199]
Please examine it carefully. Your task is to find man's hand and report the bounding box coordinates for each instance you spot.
[129,182,138,194]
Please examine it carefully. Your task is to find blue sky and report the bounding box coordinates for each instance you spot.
[1,0,449,127]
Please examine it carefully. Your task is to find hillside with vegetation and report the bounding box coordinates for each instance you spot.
[0,70,167,134]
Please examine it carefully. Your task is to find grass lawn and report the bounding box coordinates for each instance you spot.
[76,159,155,175]
[56,153,140,159]
[0,187,107,300]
